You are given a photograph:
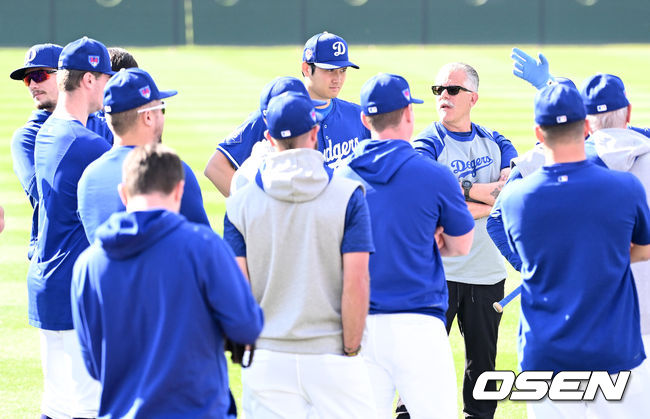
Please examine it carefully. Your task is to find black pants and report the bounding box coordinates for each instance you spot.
[446,279,504,419]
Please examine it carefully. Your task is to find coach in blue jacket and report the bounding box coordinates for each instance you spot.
[72,144,263,418]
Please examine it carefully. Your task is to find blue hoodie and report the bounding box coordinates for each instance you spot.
[337,139,474,322]
[71,210,263,418]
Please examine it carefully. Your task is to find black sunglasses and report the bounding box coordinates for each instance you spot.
[431,85,473,96]
[23,69,57,86]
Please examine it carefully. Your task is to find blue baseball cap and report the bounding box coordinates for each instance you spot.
[360,73,423,116]
[266,92,323,139]
[103,68,177,114]
[302,32,359,70]
[259,76,325,116]
[554,77,577,90]
[580,74,629,115]
[534,83,586,126]
[10,43,63,80]
[58,36,115,76]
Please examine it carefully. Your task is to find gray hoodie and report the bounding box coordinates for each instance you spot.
[226,148,362,354]
[587,128,650,336]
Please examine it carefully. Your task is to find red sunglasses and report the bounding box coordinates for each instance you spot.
[23,70,57,86]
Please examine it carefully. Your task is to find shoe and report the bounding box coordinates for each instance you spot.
[395,403,410,419]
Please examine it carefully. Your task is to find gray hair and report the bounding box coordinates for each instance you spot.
[586,106,628,131]
[436,62,479,92]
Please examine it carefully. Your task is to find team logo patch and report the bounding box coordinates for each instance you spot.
[597,104,608,112]
[402,89,411,100]
[26,48,37,64]
[139,85,151,99]
[558,175,568,183]
[556,115,567,124]
[310,109,317,122]
[88,55,100,68]
[281,129,292,138]
[304,48,313,61]
[368,106,378,114]
[332,41,346,56]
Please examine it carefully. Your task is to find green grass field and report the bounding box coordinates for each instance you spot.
[2,44,650,418]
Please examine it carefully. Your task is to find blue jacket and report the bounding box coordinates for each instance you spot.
[72,210,263,418]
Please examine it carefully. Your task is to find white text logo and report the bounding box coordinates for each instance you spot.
[473,370,630,401]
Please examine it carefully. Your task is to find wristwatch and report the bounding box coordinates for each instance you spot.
[462,180,473,201]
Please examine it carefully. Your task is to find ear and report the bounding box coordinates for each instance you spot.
[309,125,320,147]
[626,104,632,124]
[470,91,479,107]
[173,180,185,205]
[534,125,545,144]
[301,62,310,78]
[117,183,128,207]
[264,129,277,147]
[404,104,414,124]
[583,119,591,138]
[360,111,371,131]
[140,109,154,128]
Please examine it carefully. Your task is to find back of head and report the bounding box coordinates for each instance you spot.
[581,74,630,131]
[535,83,587,145]
[360,73,423,133]
[122,143,184,197]
[57,36,115,92]
[265,92,322,150]
[104,68,177,136]
[107,47,139,72]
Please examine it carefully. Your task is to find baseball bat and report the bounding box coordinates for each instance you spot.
[493,285,521,313]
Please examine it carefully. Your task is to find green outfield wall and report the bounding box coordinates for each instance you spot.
[1,0,648,47]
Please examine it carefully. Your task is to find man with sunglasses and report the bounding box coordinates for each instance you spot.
[412,62,517,419]
[204,31,368,197]
[77,68,210,244]
[9,44,113,262]
[29,36,115,419]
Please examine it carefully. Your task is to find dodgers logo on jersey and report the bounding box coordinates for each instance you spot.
[450,155,494,178]
[332,41,346,57]
[88,55,100,68]
[139,85,151,99]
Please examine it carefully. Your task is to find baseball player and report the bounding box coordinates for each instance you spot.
[412,62,518,419]
[204,31,369,196]
[77,68,210,244]
[224,92,377,418]
[9,43,113,260]
[107,46,138,71]
[511,47,650,138]
[490,74,650,351]
[29,36,114,419]
[71,143,263,418]
[337,73,475,418]
[499,82,650,418]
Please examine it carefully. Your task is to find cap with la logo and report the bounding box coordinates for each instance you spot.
[302,32,359,70]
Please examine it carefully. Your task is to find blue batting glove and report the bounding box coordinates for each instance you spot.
[511,47,552,90]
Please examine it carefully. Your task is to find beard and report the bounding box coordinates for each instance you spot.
[36,99,56,111]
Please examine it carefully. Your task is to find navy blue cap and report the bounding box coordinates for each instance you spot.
[103,68,177,114]
[259,76,325,116]
[360,73,423,116]
[266,92,323,139]
[58,36,115,76]
[534,83,586,126]
[10,43,63,80]
[302,32,359,69]
[580,74,629,115]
